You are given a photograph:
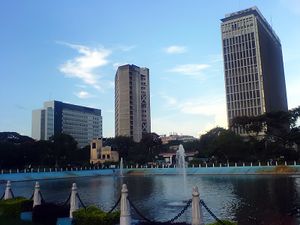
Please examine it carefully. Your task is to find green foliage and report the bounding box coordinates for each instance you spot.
[73,206,119,225]
[0,197,32,217]
[206,220,237,225]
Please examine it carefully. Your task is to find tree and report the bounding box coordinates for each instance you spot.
[49,133,78,166]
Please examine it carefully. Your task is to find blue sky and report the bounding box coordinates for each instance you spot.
[0,0,300,138]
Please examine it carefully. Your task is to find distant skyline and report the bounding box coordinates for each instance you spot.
[0,0,300,138]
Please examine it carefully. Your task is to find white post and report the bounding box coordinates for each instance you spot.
[37,168,40,173]
[275,161,278,166]
[267,161,270,166]
[199,164,201,168]
[33,182,42,207]
[243,162,245,167]
[285,161,287,166]
[219,163,222,167]
[192,186,204,225]
[205,163,207,168]
[4,181,13,200]
[258,161,261,166]
[120,184,131,225]
[192,164,194,168]
[235,163,237,167]
[17,169,19,173]
[294,161,297,166]
[250,162,253,167]
[70,183,79,218]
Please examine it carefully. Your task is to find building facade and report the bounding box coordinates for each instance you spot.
[32,100,102,147]
[221,7,288,134]
[90,138,119,164]
[115,64,151,142]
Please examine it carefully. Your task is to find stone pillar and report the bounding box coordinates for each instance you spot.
[4,181,13,200]
[285,161,287,166]
[192,186,204,225]
[235,163,237,167]
[70,183,79,218]
[258,161,261,166]
[243,162,245,167]
[120,184,131,225]
[33,182,42,207]
[275,161,278,166]
[267,161,270,166]
[294,161,297,166]
[250,162,253,167]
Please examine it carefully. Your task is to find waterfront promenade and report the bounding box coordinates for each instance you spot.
[1,163,300,182]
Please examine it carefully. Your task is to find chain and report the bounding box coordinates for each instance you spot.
[76,193,86,209]
[61,192,71,206]
[39,191,46,204]
[128,197,153,223]
[128,197,192,224]
[166,199,192,223]
[200,200,226,225]
[108,195,121,213]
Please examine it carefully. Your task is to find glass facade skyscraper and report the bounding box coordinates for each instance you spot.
[221,7,288,134]
[32,101,102,147]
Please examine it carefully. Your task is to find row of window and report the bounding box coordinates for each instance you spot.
[223,32,255,46]
[228,106,262,118]
[228,97,261,109]
[224,47,256,61]
[226,74,259,86]
[222,16,254,33]
[227,90,261,102]
[225,66,258,78]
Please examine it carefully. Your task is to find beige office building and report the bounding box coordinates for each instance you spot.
[221,7,288,134]
[115,64,151,142]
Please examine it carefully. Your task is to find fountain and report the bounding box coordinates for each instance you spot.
[119,157,124,177]
[176,144,188,200]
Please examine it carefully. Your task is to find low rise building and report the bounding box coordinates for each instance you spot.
[90,138,119,164]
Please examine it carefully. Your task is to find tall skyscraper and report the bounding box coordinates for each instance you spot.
[115,64,151,142]
[32,100,102,147]
[221,7,288,134]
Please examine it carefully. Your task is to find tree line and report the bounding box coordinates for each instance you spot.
[0,106,299,169]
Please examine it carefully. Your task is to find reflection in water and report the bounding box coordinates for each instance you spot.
[0,175,299,224]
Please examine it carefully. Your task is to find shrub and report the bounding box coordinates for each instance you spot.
[0,197,33,217]
[32,203,69,225]
[73,206,120,225]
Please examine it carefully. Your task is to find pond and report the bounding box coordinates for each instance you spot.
[1,174,300,225]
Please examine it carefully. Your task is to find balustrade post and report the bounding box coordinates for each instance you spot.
[205,163,207,168]
[120,184,131,225]
[219,163,222,167]
[4,181,13,200]
[235,163,237,167]
[33,182,42,207]
[243,162,245,167]
[294,161,297,166]
[267,161,270,166]
[258,161,261,166]
[70,183,79,218]
[250,162,253,167]
[275,161,278,166]
[212,163,215,168]
[285,161,287,166]
[192,186,204,225]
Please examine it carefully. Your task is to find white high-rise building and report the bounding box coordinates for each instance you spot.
[115,64,151,142]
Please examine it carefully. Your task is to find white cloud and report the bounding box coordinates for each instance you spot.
[157,94,227,136]
[59,42,111,90]
[164,45,187,54]
[75,91,93,99]
[168,64,210,76]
